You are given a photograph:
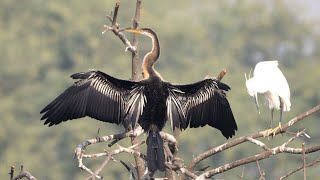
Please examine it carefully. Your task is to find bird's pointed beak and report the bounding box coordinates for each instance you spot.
[253,93,260,114]
[125,29,143,34]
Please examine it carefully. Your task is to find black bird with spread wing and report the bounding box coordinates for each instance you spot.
[40,28,237,172]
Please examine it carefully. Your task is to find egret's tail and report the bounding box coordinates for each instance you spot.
[146,130,165,172]
[282,97,291,112]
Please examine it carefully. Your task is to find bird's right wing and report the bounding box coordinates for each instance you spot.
[172,79,237,139]
[40,70,145,128]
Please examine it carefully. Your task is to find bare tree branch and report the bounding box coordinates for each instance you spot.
[166,162,199,179]
[131,0,142,80]
[236,167,245,179]
[128,1,145,179]
[188,104,320,171]
[11,165,37,180]
[120,160,136,180]
[302,143,306,180]
[197,143,320,179]
[246,137,270,151]
[102,2,136,53]
[74,126,144,179]
[279,158,320,180]
[9,166,14,179]
[90,141,146,180]
[216,69,227,81]
[256,161,265,180]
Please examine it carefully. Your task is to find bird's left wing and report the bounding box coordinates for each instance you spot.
[172,78,237,139]
[40,70,145,129]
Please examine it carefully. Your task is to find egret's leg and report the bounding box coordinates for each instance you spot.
[261,109,275,137]
[270,108,274,129]
[278,99,284,131]
[267,109,275,137]
[279,109,283,130]
[271,99,284,136]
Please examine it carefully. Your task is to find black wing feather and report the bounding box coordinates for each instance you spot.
[40,70,143,128]
[173,78,237,139]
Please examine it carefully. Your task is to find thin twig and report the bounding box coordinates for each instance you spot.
[236,167,245,179]
[256,161,265,180]
[216,69,227,81]
[120,160,136,180]
[281,130,306,147]
[302,143,306,180]
[279,158,320,180]
[9,166,14,179]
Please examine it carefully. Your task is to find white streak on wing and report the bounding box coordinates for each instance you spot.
[166,96,173,131]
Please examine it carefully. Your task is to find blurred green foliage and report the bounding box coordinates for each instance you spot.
[0,0,319,179]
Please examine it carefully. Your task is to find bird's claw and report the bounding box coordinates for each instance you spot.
[261,129,273,137]
[271,122,282,136]
[261,123,282,138]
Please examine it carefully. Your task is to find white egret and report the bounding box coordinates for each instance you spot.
[245,61,291,136]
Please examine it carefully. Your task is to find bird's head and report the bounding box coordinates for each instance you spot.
[125,28,157,39]
[245,69,255,96]
[125,28,161,79]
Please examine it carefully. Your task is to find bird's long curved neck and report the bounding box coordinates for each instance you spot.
[142,32,161,79]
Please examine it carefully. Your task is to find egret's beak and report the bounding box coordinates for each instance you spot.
[253,92,260,114]
[125,29,143,34]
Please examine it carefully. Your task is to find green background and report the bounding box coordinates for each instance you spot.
[1,0,319,179]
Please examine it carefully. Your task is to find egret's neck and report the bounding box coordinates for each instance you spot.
[246,78,268,96]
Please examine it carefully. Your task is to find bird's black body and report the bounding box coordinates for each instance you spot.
[40,28,237,172]
[139,76,173,172]
[139,76,169,131]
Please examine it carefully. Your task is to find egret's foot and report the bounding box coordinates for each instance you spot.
[261,128,274,137]
[271,122,282,136]
[261,123,283,137]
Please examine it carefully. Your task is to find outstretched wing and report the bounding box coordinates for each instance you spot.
[40,70,145,128]
[172,78,237,139]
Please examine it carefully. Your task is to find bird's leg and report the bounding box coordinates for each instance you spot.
[279,97,283,130]
[271,99,284,136]
[261,108,275,137]
[273,98,284,135]
[269,109,276,137]
[270,108,274,129]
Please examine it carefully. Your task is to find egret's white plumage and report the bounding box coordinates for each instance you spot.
[245,61,291,135]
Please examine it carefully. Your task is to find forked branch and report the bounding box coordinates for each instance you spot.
[102,2,136,53]
[10,165,37,180]
[188,104,320,171]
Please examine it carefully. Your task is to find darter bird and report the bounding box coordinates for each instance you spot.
[41,28,237,172]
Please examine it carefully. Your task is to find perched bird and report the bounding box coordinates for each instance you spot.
[245,61,291,136]
[40,28,237,172]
